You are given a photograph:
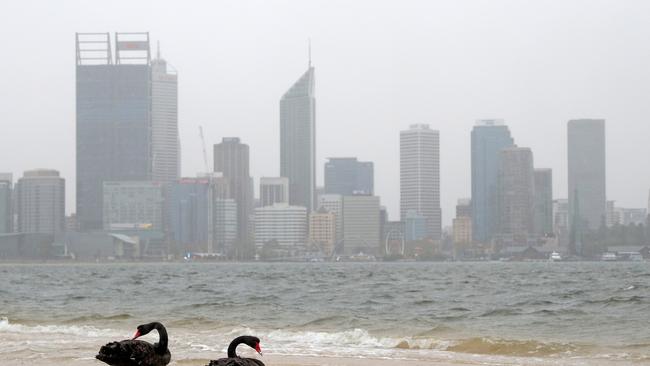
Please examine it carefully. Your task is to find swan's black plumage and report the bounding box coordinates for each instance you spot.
[96,322,171,366]
[207,336,265,366]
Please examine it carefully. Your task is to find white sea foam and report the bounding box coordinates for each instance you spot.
[0,317,121,338]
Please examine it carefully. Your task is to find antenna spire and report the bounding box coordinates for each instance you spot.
[156,41,161,59]
[308,38,311,68]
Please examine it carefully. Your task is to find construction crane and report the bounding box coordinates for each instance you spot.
[198,126,210,173]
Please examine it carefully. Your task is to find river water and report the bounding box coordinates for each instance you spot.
[1,262,648,365]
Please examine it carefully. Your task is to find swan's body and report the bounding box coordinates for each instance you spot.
[207,358,264,366]
[206,336,264,366]
[96,322,171,366]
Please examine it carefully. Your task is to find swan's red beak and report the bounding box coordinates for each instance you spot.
[132,330,141,340]
[255,343,262,356]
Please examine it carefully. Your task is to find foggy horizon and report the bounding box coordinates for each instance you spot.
[2,0,650,225]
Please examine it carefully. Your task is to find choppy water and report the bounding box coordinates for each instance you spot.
[1,262,649,365]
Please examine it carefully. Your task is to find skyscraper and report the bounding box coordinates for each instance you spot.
[0,173,13,233]
[568,119,606,231]
[280,65,316,212]
[260,177,289,207]
[533,168,553,235]
[76,33,170,230]
[324,157,374,196]
[151,45,180,184]
[16,169,65,235]
[400,124,441,239]
[214,137,252,258]
[471,119,515,243]
[497,147,535,246]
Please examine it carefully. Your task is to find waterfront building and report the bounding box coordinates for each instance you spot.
[280,65,316,212]
[76,33,154,230]
[400,124,441,239]
[452,216,473,257]
[260,177,289,207]
[497,147,535,246]
[324,157,374,195]
[614,207,647,226]
[533,168,553,235]
[214,137,252,258]
[308,207,336,256]
[317,194,344,244]
[453,198,474,257]
[342,195,380,255]
[568,119,606,231]
[606,200,618,227]
[151,46,180,184]
[16,169,65,235]
[383,220,405,255]
[553,199,569,233]
[167,178,212,254]
[0,173,12,233]
[471,119,515,243]
[214,198,238,255]
[254,203,307,252]
[456,198,472,218]
[65,214,78,232]
[404,210,427,242]
[102,181,164,231]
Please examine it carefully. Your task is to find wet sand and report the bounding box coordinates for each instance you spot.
[240,355,462,366]
[2,356,469,366]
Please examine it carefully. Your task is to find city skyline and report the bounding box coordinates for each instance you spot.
[2,1,650,226]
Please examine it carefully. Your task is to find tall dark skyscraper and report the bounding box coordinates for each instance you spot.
[324,157,374,196]
[214,137,252,258]
[280,65,316,212]
[471,120,515,243]
[568,119,606,232]
[76,33,156,230]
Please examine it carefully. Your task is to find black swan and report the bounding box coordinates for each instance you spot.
[96,322,171,366]
[207,335,265,366]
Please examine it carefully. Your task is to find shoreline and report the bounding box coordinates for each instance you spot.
[1,354,638,366]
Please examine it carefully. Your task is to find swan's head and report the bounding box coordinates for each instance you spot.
[244,336,263,356]
[132,322,157,340]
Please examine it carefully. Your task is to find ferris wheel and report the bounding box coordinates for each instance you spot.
[385,229,405,256]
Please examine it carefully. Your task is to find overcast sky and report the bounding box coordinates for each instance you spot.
[1,0,650,225]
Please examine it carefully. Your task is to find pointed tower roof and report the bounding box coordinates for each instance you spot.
[282,66,315,100]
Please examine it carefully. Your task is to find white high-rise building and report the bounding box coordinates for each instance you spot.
[254,203,307,250]
[400,124,441,239]
[260,177,289,207]
[151,47,180,184]
[280,65,316,212]
[16,169,65,235]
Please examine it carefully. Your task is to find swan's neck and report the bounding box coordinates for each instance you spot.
[227,336,247,358]
[153,323,168,353]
